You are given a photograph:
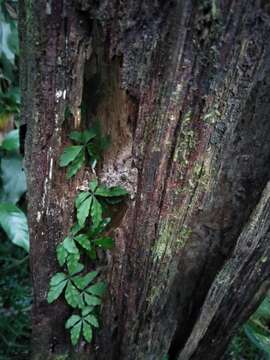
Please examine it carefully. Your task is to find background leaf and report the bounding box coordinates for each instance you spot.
[0,203,29,251]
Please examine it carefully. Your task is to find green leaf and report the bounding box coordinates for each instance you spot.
[85,314,99,328]
[83,321,93,343]
[65,281,83,308]
[63,237,78,254]
[77,195,92,227]
[56,243,68,266]
[95,185,128,197]
[49,272,67,287]
[0,153,27,204]
[82,306,94,317]
[90,217,111,236]
[0,203,29,251]
[91,197,103,227]
[1,129,19,151]
[59,145,83,167]
[67,254,84,276]
[94,236,114,250]
[73,271,99,290]
[87,282,107,297]
[74,234,91,250]
[65,314,81,329]
[69,131,83,144]
[67,150,85,178]
[84,293,101,306]
[89,179,98,193]
[70,320,82,346]
[75,192,90,209]
[47,277,68,303]
[82,129,96,144]
[70,222,83,236]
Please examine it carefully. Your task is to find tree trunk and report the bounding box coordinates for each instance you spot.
[19,0,270,359]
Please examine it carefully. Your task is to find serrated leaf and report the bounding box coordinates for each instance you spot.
[74,234,91,250]
[91,197,103,227]
[56,243,68,266]
[69,131,83,144]
[87,282,107,297]
[85,314,99,328]
[84,293,101,306]
[65,281,83,308]
[47,277,67,303]
[83,321,93,343]
[94,236,114,250]
[70,320,82,345]
[95,185,128,197]
[89,179,98,193]
[65,315,81,329]
[63,237,78,254]
[59,145,83,167]
[77,196,92,227]
[67,150,85,178]
[73,271,99,290]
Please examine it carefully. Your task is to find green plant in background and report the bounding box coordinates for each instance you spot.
[48,127,128,346]
[0,0,20,126]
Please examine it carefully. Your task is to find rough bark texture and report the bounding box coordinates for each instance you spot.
[19,0,270,359]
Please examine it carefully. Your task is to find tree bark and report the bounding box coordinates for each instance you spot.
[19,0,270,359]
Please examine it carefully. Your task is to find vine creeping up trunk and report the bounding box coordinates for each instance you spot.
[19,0,270,359]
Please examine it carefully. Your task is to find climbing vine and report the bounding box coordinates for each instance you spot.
[47,126,128,346]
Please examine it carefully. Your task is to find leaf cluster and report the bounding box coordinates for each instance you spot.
[48,126,128,346]
[59,125,110,178]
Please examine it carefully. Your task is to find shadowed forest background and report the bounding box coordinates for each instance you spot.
[1,0,270,359]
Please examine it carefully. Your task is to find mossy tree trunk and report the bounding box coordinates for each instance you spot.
[19,0,270,359]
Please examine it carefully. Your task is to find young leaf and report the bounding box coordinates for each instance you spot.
[83,321,93,343]
[65,281,83,308]
[74,234,91,251]
[65,314,81,329]
[67,150,85,178]
[94,236,114,250]
[63,237,78,254]
[70,320,82,346]
[95,185,128,197]
[59,146,83,167]
[85,314,99,328]
[56,243,68,266]
[87,282,107,297]
[90,197,103,227]
[77,195,92,227]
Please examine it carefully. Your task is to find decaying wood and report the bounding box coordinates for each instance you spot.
[19,0,270,359]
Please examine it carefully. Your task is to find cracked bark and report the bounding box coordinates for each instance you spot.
[19,0,270,359]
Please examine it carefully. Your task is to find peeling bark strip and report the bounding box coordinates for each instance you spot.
[19,0,270,359]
